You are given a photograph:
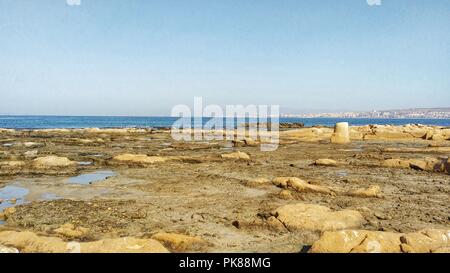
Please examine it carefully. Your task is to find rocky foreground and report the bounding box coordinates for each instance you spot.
[0,124,449,253]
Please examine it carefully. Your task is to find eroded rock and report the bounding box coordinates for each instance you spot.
[270,203,364,232]
[310,229,450,253]
[383,157,449,174]
[32,156,76,169]
[221,151,250,160]
[314,159,338,167]
[272,177,333,195]
[54,223,90,239]
[151,232,208,251]
[0,231,169,253]
[348,185,382,198]
[112,154,169,165]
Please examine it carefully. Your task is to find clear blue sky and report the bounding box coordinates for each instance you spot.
[1,0,449,116]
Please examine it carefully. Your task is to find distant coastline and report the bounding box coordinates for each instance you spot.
[281,107,450,119]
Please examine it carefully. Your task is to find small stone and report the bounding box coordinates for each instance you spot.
[4,207,16,218]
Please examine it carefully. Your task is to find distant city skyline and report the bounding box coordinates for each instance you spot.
[1,1,450,116]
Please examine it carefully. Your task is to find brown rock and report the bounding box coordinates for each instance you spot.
[314,159,338,167]
[32,156,76,169]
[3,207,16,218]
[112,154,169,164]
[278,190,293,200]
[0,231,169,253]
[221,151,250,160]
[272,177,333,195]
[151,232,207,251]
[54,223,89,239]
[0,161,26,169]
[310,229,450,253]
[272,203,364,232]
[348,185,381,198]
[400,229,450,253]
[245,178,270,187]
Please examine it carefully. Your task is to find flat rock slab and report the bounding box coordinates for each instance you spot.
[310,229,450,253]
[0,231,169,253]
[271,203,364,232]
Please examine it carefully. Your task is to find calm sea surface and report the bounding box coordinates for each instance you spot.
[0,116,450,129]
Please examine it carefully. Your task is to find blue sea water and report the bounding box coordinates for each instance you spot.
[0,115,450,129]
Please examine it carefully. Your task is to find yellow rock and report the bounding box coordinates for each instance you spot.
[3,207,16,218]
[54,223,89,239]
[220,151,250,160]
[348,185,381,198]
[314,159,338,166]
[272,177,332,195]
[272,203,364,232]
[310,229,450,253]
[0,231,169,253]
[151,232,207,251]
[278,190,293,200]
[383,158,411,169]
[112,154,169,164]
[0,161,26,169]
[400,229,450,253]
[245,178,270,187]
[32,156,76,169]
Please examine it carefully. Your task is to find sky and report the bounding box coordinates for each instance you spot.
[0,0,449,116]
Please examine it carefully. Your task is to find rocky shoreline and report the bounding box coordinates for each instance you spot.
[0,124,449,253]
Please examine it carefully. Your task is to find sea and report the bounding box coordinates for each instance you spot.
[0,115,450,129]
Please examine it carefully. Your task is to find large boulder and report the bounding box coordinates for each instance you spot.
[31,156,76,169]
[331,122,350,144]
[271,203,364,232]
[0,231,169,253]
[272,177,333,195]
[310,229,450,253]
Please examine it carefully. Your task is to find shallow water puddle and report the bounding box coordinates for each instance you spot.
[67,170,116,185]
[0,184,62,224]
[0,186,29,210]
[0,185,29,224]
